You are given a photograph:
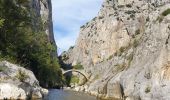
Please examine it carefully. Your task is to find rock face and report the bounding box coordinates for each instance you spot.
[20,0,57,54]
[30,0,55,44]
[62,0,170,99]
[0,83,26,99]
[0,61,48,99]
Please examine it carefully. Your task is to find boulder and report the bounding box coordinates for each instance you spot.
[0,61,47,99]
[0,83,26,99]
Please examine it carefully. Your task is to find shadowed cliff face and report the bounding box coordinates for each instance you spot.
[61,0,170,99]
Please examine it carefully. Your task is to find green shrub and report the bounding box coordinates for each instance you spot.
[92,17,97,21]
[70,76,79,84]
[69,46,74,49]
[117,5,124,8]
[151,3,156,7]
[73,63,84,70]
[132,29,140,38]
[130,14,135,19]
[107,55,113,60]
[157,8,170,23]
[0,18,4,28]
[125,10,136,14]
[119,47,126,53]
[162,8,170,16]
[135,29,140,35]
[62,54,69,61]
[16,69,29,82]
[98,16,104,19]
[115,63,126,72]
[145,86,151,93]
[114,47,127,57]
[0,66,6,72]
[126,4,132,8]
[133,39,139,48]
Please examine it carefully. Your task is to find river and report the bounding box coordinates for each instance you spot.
[44,89,98,100]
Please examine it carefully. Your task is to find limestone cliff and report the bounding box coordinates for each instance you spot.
[30,0,55,44]
[61,0,170,99]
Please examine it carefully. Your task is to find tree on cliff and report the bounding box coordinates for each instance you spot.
[0,0,64,88]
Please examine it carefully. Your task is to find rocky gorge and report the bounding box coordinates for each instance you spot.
[61,0,170,100]
[1,0,170,99]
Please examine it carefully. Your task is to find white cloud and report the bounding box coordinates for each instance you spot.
[52,0,103,55]
[54,29,79,54]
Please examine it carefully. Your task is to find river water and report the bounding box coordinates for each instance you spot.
[45,89,97,100]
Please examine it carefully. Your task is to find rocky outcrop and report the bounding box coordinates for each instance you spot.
[30,0,55,44]
[61,0,170,99]
[0,61,48,99]
[0,83,26,99]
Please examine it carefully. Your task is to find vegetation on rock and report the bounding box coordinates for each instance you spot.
[70,75,79,84]
[0,66,6,72]
[145,86,151,93]
[162,8,170,16]
[16,69,29,82]
[0,18,4,28]
[0,0,63,88]
[157,8,170,23]
[73,63,84,70]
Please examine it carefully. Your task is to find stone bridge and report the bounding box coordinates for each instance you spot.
[60,68,89,82]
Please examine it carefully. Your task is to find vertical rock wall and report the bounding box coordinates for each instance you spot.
[61,0,170,99]
[30,0,55,45]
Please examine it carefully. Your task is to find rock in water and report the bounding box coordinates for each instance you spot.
[61,0,170,99]
[0,61,48,99]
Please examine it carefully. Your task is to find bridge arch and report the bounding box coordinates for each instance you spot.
[61,69,89,85]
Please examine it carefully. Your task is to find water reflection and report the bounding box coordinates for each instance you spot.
[45,89,97,100]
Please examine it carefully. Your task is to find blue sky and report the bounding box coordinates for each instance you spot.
[51,0,103,55]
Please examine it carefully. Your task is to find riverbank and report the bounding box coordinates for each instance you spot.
[0,61,48,99]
